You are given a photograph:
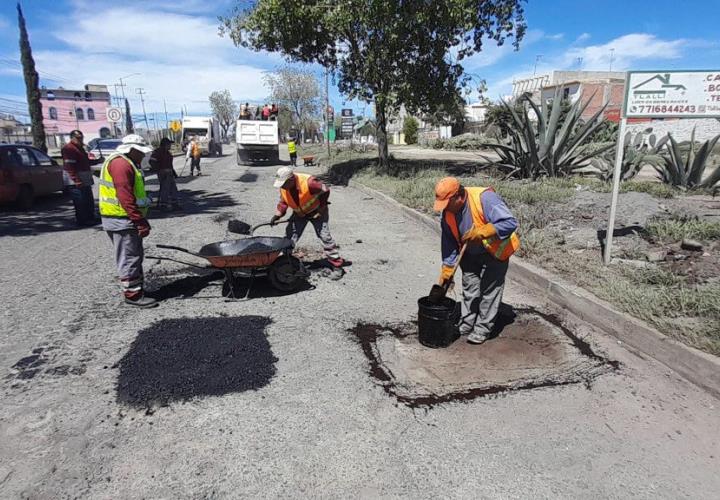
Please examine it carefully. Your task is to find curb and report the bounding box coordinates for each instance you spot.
[349,180,720,399]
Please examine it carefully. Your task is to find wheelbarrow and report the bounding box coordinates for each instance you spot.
[149,228,308,299]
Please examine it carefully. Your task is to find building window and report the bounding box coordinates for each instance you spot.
[75,108,84,121]
[87,108,95,120]
[46,91,55,100]
[84,92,91,101]
[49,107,57,120]
[563,87,570,100]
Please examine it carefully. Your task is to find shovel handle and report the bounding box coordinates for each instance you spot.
[251,219,290,235]
[156,244,201,257]
[444,243,467,291]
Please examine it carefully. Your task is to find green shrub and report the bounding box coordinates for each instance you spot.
[645,215,720,242]
[403,116,419,145]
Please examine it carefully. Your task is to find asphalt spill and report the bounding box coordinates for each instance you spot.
[116,316,277,409]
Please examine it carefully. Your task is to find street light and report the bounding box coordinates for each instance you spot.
[117,73,141,100]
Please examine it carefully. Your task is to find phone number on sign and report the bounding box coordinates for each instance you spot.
[630,104,697,114]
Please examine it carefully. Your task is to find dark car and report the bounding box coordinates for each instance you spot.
[0,144,64,208]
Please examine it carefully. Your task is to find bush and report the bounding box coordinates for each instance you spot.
[403,116,419,145]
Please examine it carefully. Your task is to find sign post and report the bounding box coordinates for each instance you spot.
[603,70,720,265]
[341,108,354,140]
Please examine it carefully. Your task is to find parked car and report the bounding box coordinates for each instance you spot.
[87,139,151,174]
[0,144,64,209]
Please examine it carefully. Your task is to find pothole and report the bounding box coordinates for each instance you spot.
[350,307,619,408]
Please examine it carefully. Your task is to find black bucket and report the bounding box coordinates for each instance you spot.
[418,296,460,348]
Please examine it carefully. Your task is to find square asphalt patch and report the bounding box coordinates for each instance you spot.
[350,308,619,408]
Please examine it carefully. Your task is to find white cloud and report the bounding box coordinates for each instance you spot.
[17,2,286,114]
[547,33,564,41]
[564,33,686,71]
[574,33,591,44]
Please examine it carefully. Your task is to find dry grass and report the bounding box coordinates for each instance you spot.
[645,215,720,242]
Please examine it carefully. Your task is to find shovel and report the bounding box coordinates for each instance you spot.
[428,243,467,304]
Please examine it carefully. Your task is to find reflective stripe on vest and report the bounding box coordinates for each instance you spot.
[98,154,150,218]
[288,141,296,154]
[280,173,322,217]
[443,186,520,261]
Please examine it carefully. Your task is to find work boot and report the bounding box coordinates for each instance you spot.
[328,266,345,280]
[467,332,489,344]
[124,295,159,308]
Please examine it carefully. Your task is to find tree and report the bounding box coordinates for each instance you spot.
[403,116,419,145]
[263,66,320,139]
[17,3,46,152]
[209,89,238,139]
[221,0,526,167]
[124,98,134,134]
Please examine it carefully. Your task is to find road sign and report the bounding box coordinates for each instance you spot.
[106,107,122,123]
[341,109,354,138]
[624,70,720,119]
[169,120,181,133]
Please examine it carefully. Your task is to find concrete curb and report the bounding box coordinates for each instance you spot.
[349,180,720,399]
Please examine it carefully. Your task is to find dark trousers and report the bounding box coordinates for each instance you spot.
[290,152,297,166]
[69,185,96,225]
[191,157,201,174]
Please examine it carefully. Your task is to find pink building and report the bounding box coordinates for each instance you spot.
[40,84,115,147]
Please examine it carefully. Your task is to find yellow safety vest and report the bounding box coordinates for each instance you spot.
[288,141,297,154]
[98,154,150,218]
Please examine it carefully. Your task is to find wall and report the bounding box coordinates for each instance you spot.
[40,97,113,141]
[625,118,720,143]
[580,82,625,120]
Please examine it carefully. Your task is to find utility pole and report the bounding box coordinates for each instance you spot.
[533,55,543,76]
[325,67,330,158]
[136,88,150,131]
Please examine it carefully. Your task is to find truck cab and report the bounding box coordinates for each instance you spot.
[181,116,222,157]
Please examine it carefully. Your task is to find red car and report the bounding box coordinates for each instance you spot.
[0,144,64,209]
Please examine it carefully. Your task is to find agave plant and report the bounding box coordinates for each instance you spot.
[591,133,667,182]
[481,88,614,179]
[654,128,720,191]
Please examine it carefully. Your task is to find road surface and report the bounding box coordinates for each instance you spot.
[0,150,717,498]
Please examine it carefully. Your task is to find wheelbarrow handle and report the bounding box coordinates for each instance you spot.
[146,255,210,269]
[251,219,290,235]
[156,244,202,257]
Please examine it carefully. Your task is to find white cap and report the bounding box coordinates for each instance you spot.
[273,166,294,188]
[116,134,153,155]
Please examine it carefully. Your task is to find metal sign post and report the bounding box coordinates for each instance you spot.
[603,69,720,265]
[603,117,627,265]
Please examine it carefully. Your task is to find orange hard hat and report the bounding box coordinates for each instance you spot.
[433,177,460,212]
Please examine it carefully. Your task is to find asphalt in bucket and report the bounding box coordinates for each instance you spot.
[350,307,619,408]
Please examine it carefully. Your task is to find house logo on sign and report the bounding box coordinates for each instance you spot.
[632,73,687,99]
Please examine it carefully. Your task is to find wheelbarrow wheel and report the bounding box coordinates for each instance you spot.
[268,256,305,292]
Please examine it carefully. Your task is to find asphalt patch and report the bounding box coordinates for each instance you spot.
[350,307,619,408]
[227,219,251,235]
[116,316,277,409]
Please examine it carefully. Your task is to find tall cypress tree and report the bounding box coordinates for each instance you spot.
[124,98,134,134]
[17,3,46,152]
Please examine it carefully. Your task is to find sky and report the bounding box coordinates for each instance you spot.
[1,0,719,124]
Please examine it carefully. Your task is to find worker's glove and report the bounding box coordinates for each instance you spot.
[438,264,455,286]
[136,221,151,238]
[270,215,281,226]
[462,223,497,244]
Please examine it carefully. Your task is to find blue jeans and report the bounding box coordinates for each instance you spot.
[69,185,96,225]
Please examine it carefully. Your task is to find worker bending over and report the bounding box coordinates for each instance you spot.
[434,177,519,344]
[271,167,344,279]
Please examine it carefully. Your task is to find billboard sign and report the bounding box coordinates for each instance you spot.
[341,108,354,138]
[624,70,720,118]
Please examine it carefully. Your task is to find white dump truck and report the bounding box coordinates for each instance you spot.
[235,113,279,164]
[181,116,222,156]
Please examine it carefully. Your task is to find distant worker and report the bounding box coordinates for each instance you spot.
[149,137,180,211]
[262,104,270,121]
[239,102,248,119]
[61,129,101,226]
[185,135,202,176]
[255,107,262,120]
[270,103,278,121]
[287,137,297,167]
[270,167,344,279]
[434,177,520,344]
[99,134,157,308]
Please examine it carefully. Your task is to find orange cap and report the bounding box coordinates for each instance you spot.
[433,177,460,212]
